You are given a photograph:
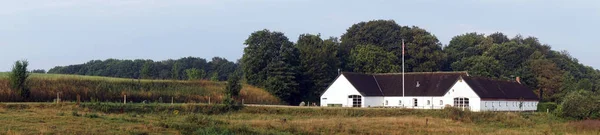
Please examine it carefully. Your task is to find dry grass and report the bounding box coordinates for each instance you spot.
[1,103,599,135]
[0,104,177,134]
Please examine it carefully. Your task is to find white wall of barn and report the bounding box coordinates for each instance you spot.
[480,100,538,111]
[380,96,446,109]
[442,78,482,111]
[320,75,363,107]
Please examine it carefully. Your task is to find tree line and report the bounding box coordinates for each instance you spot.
[241,20,600,109]
[48,57,238,81]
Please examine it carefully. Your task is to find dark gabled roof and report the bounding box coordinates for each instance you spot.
[341,72,467,96]
[339,72,538,101]
[462,76,539,101]
[374,72,467,96]
[342,72,383,96]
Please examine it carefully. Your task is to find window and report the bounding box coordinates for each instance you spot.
[385,100,388,105]
[453,97,469,108]
[399,100,402,105]
[440,100,443,105]
[427,100,430,105]
[348,95,362,107]
[413,98,418,107]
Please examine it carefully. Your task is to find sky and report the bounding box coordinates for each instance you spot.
[0,0,599,72]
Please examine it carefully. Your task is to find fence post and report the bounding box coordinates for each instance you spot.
[56,92,60,104]
[208,97,211,104]
[171,97,174,105]
[123,95,126,104]
[242,99,244,105]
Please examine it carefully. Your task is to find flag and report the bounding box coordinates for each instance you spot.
[402,40,405,55]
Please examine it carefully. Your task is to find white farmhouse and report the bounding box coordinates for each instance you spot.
[320,72,539,112]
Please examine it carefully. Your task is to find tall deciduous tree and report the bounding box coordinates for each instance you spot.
[296,34,340,102]
[349,45,399,73]
[242,29,292,87]
[265,41,300,104]
[140,61,154,79]
[340,20,446,72]
[9,60,30,99]
[444,32,492,70]
[451,56,501,78]
[171,62,182,80]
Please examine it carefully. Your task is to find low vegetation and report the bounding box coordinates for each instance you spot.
[0,103,598,134]
[0,73,281,105]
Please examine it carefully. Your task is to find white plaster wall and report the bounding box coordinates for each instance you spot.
[320,75,363,107]
[363,96,384,107]
[443,78,482,111]
[480,100,538,111]
[381,96,446,109]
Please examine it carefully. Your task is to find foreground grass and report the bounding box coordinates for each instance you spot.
[0,103,599,135]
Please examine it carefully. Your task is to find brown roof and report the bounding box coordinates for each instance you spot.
[339,72,538,101]
[462,76,539,100]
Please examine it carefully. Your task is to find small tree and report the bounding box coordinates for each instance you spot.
[225,73,242,98]
[9,60,30,99]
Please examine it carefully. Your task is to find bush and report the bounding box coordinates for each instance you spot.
[537,102,558,112]
[557,90,600,119]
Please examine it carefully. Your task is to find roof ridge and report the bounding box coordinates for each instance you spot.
[373,71,468,75]
[463,76,519,84]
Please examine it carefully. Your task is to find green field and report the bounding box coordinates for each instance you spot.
[0,103,598,135]
[0,73,281,104]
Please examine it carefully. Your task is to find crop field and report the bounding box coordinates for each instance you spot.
[0,103,598,135]
[0,73,281,104]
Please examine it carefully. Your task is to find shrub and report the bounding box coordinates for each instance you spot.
[537,102,558,112]
[557,90,600,119]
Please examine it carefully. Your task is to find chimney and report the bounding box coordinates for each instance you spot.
[516,76,521,84]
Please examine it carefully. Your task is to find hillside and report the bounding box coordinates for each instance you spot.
[0,73,281,104]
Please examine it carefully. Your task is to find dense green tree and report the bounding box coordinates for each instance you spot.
[296,34,340,102]
[349,45,399,73]
[484,41,535,76]
[9,60,30,99]
[340,20,446,72]
[487,32,509,44]
[171,62,182,80]
[444,32,492,70]
[185,68,205,80]
[265,41,301,104]
[451,56,501,78]
[140,61,154,79]
[208,57,237,81]
[242,29,293,87]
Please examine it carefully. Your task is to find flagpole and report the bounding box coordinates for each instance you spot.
[402,39,405,98]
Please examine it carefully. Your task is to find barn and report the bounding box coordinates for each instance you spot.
[319,72,539,111]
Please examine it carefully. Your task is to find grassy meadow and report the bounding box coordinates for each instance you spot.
[0,103,598,135]
[0,73,281,104]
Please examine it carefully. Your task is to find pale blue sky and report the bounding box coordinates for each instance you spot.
[1,0,599,72]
